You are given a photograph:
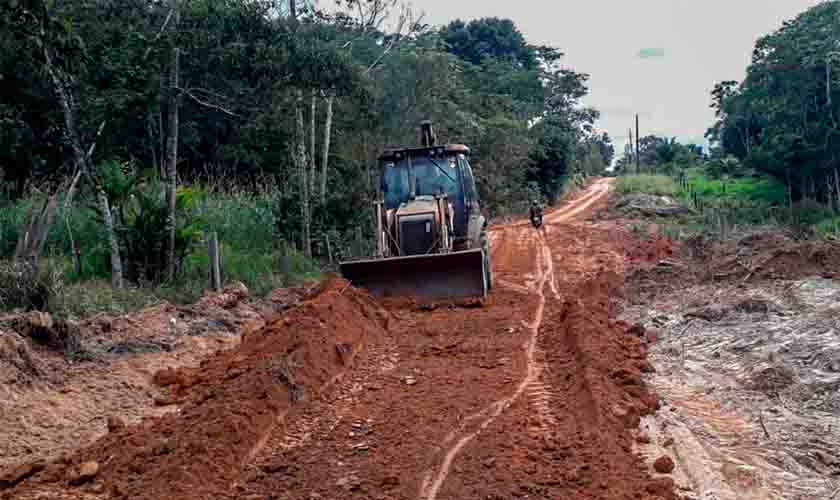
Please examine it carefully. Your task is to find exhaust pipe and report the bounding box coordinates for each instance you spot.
[420,121,436,148]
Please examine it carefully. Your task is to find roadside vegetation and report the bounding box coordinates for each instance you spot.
[616,163,840,241]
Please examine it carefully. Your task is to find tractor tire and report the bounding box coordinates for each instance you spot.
[481,230,493,291]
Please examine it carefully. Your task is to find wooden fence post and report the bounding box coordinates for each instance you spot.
[278,239,290,282]
[355,226,363,258]
[208,232,222,291]
[325,234,334,265]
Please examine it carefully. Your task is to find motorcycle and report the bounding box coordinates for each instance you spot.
[530,210,543,229]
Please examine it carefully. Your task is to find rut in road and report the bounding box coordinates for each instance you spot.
[418,182,610,500]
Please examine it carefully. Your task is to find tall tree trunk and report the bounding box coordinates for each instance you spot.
[40,17,123,288]
[310,91,317,198]
[295,90,311,258]
[97,190,124,285]
[320,93,334,205]
[159,65,167,179]
[828,60,837,129]
[165,0,181,282]
[834,168,840,214]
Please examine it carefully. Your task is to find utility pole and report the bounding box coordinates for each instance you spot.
[628,128,634,173]
[635,114,641,174]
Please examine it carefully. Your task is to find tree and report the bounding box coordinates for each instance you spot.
[5,0,126,287]
[165,0,181,281]
[441,18,537,70]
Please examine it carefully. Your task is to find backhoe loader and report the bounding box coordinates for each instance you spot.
[339,122,493,299]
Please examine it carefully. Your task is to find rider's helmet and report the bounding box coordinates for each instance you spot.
[531,199,539,207]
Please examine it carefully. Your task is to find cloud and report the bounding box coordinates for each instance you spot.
[637,47,666,59]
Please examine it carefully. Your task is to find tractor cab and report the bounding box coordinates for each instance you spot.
[378,143,478,243]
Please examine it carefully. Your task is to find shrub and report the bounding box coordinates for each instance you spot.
[788,198,834,226]
[116,183,205,284]
[58,280,162,319]
[815,217,840,239]
[0,260,63,312]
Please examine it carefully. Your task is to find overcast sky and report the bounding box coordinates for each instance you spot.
[349,0,824,155]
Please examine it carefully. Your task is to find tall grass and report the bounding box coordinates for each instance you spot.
[615,174,678,196]
[0,191,323,316]
[680,169,788,205]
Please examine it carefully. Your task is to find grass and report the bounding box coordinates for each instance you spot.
[616,174,678,196]
[814,216,840,239]
[679,168,788,205]
[58,280,165,319]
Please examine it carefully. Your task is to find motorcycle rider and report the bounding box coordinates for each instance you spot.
[529,200,543,227]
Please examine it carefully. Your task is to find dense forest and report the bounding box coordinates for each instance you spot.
[0,0,612,298]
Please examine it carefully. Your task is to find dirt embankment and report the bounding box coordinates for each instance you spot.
[4,279,387,500]
[0,281,300,472]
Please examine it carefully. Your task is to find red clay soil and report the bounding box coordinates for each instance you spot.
[4,179,677,500]
[626,231,840,305]
[5,278,388,500]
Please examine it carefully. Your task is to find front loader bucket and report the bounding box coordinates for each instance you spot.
[339,249,487,300]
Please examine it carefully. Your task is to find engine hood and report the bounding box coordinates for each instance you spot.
[396,196,439,217]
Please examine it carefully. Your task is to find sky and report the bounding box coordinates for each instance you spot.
[331,0,824,157]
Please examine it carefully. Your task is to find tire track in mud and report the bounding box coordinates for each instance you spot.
[418,183,611,500]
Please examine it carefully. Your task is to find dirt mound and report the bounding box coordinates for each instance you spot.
[623,234,676,266]
[0,330,43,383]
[707,233,840,282]
[744,363,796,393]
[6,278,388,500]
[628,231,840,303]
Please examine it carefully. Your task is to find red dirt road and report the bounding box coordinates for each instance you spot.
[6,179,675,500]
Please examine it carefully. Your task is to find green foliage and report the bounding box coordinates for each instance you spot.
[441,18,537,70]
[622,166,840,241]
[616,175,678,196]
[560,172,587,199]
[181,244,321,299]
[706,2,840,200]
[617,135,704,175]
[815,216,840,239]
[116,184,205,284]
[58,280,162,319]
[683,169,788,205]
[790,199,835,226]
[0,198,34,258]
[704,156,749,179]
